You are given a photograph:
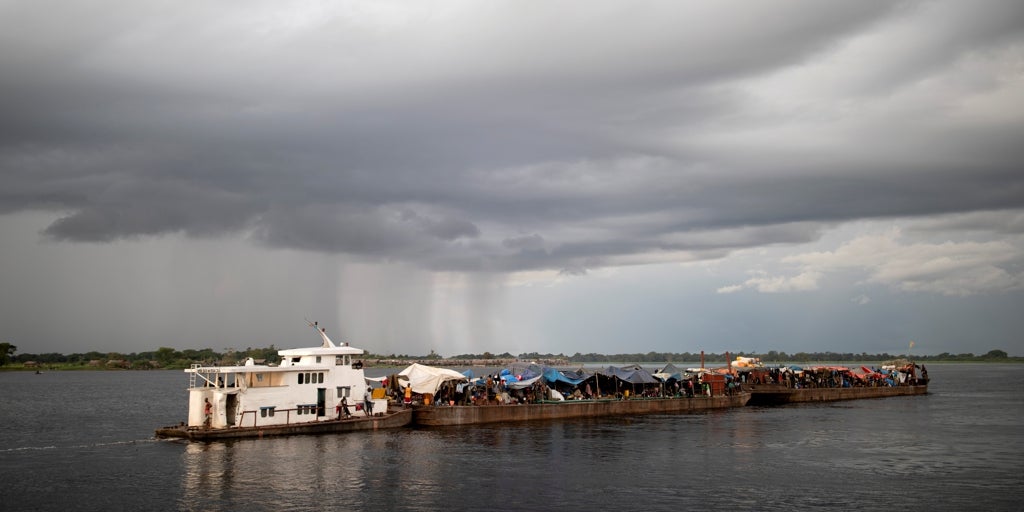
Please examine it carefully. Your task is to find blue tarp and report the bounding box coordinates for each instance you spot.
[543,367,587,386]
[504,364,544,382]
[464,363,666,390]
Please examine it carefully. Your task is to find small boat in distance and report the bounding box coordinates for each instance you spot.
[155,321,410,441]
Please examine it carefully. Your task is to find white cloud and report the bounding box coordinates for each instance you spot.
[785,226,1024,296]
[716,284,745,294]
[717,270,822,294]
[717,224,1024,297]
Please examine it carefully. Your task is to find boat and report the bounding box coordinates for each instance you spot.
[155,321,411,441]
[412,393,751,427]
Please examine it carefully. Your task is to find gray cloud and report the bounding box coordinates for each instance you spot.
[2,0,1023,276]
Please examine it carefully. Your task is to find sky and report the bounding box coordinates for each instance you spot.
[2,1,1023,358]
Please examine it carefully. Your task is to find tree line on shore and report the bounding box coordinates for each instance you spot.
[1,341,1019,369]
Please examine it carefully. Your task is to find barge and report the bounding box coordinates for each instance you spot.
[412,393,751,427]
[155,321,409,441]
[738,360,929,406]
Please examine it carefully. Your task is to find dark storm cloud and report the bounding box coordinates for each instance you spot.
[2,0,1023,274]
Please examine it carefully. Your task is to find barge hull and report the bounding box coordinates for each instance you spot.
[746,384,927,406]
[155,408,412,441]
[412,393,750,427]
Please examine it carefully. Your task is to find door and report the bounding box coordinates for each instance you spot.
[226,394,238,426]
[317,388,326,417]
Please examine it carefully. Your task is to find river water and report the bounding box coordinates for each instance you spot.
[1,363,1020,511]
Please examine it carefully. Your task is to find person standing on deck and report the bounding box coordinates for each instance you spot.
[404,384,412,407]
[364,388,374,417]
[203,398,212,428]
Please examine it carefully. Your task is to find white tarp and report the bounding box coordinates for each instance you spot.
[505,374,543,390]
[397,363,468,395]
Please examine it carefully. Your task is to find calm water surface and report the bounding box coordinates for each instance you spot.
[1,364,1021,511]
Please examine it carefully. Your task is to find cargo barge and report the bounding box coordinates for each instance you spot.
[736,359,929,406]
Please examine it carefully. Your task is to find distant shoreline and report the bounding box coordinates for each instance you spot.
[3,358,1020,372]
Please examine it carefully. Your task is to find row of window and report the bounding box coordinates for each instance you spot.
[293,356,347,364]
[298,372,324,384]
[254,386,351,418]
[258,405,320,416]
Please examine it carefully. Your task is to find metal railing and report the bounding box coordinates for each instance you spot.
[237,406,325,428]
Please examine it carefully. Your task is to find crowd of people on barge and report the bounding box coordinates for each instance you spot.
[738,363,929,389]
[378,359,928,408]
[381,364,744,407]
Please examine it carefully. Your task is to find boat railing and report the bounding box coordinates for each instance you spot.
[188,364,223,388]
[238,406,330,429]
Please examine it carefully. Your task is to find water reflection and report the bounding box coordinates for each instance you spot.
[161,365,1024,511]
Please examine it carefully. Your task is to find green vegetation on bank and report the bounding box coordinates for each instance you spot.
[553,348,1020,364]
[0,340,1019,371]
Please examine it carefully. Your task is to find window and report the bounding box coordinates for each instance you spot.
[318,372,324,383]
[316,356,321,363]
[298,373,304,384]
[337,386,351,397]
[260,406,275,418]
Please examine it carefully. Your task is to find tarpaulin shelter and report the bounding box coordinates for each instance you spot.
[503,363,544,382]
[653,363,684,382]
[505,374,544,390]
[600,364,659,384]
[543,367,587,386]
[397,363,468,395]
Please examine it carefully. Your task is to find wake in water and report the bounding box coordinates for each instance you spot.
[0,438,161,453]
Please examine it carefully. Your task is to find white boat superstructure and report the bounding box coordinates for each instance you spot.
[183,322,385,430]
